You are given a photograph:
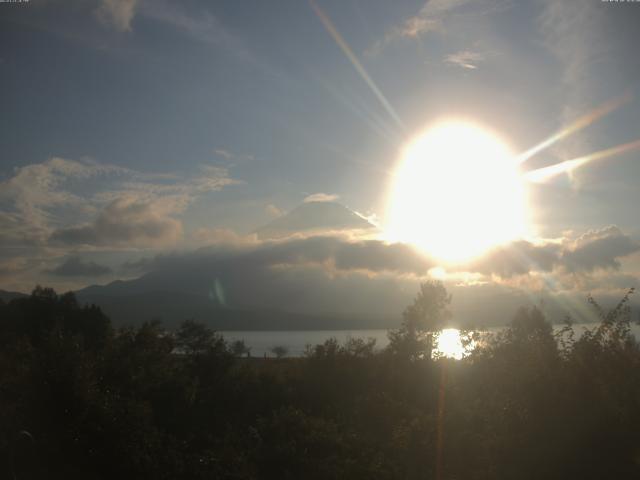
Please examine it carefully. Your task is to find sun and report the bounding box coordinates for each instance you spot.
[385,121,529,263]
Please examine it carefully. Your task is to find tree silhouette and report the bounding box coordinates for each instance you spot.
[271,345,288,359]
[388,279,451,359]
[231,339,251,357]
[1,285,639,478]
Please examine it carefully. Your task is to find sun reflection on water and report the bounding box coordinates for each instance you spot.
[433,328,475,360]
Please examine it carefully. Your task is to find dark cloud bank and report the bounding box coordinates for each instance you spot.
[77,226,639,328]
[46,257,112,277]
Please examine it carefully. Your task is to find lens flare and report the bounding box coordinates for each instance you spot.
[525,139,640,183]
[517,93,632,164]
[309,0,404,130]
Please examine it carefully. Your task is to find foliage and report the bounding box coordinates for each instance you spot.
[270,345,289,359]
[387,279,452,360]
[1,285,639,479]
[231,339,251,357]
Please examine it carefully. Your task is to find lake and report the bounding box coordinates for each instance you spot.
[221,323,640,358]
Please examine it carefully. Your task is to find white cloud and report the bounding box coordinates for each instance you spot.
[95,0,139,32]
[366,0,475,56]
[214,148,255,164]
[303,193,339,203]
[50,196,183,248]
[444,50,485,69]
[214,149,233,160]
[0,157,129,246]
[0,157,239,250]
[265,204,283,218]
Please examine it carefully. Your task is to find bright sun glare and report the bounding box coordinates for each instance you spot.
[386,122,529,263]
[434,328,466,360]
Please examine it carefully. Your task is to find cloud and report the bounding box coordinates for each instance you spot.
[366,0,476,56]
[0,157,239,250]
[135,234,433,279]
[0,157,128,246]
[538,0,639,162]
[119,223,638,283]
[100,229,638,326]
[334,240,433,274]
[562,226,640,273]
[468,240,561,278]
[95,0,139,32]
[0,155,237,287]
[212,149,255,166]
[214,149,233,160]
[444,50,485,69]
[103,235,435,321]
[46,257,112,277]
[190,228,255,248]
[465,226,639,278]
[139,0,264,69]
[394,0,468,39]
[303,193,339,203]
[50,197,183,248]
[265,204,283,218]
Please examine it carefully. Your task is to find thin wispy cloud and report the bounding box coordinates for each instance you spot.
[366,0,509,57]
[95,0,139,32]
[214,148,255,164]
[214,149,233,160]
[366,0,472,57]
[265,204,283,218]
[444,50,484,69]
[138,0,274,72]
[538,0,621,164]
[303,193,339,203]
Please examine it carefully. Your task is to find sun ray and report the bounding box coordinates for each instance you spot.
[516,93,632,164]
[309,0,405,130]
[525,139,640,183]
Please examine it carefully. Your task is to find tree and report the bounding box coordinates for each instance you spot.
[231,339,251,357]
[271,345,288,359]
[388,280,451,359]
[175,319,226,356]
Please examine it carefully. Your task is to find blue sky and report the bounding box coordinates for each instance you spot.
[2,0,640,315]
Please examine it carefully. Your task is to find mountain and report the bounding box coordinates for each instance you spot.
[76,288,392,330]
[74,202,392,329]
[0,289,28,302]
[255,201,374,240]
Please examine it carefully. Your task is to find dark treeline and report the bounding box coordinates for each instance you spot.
[1,283,640,479]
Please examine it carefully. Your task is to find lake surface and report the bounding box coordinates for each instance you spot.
[221,323,640,358]
[221,329,389,357]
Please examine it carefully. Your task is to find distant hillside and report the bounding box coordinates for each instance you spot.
[255,201,374,240]
[76,289,395,330]
[0,289,28,303]
[74,203,396,329]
